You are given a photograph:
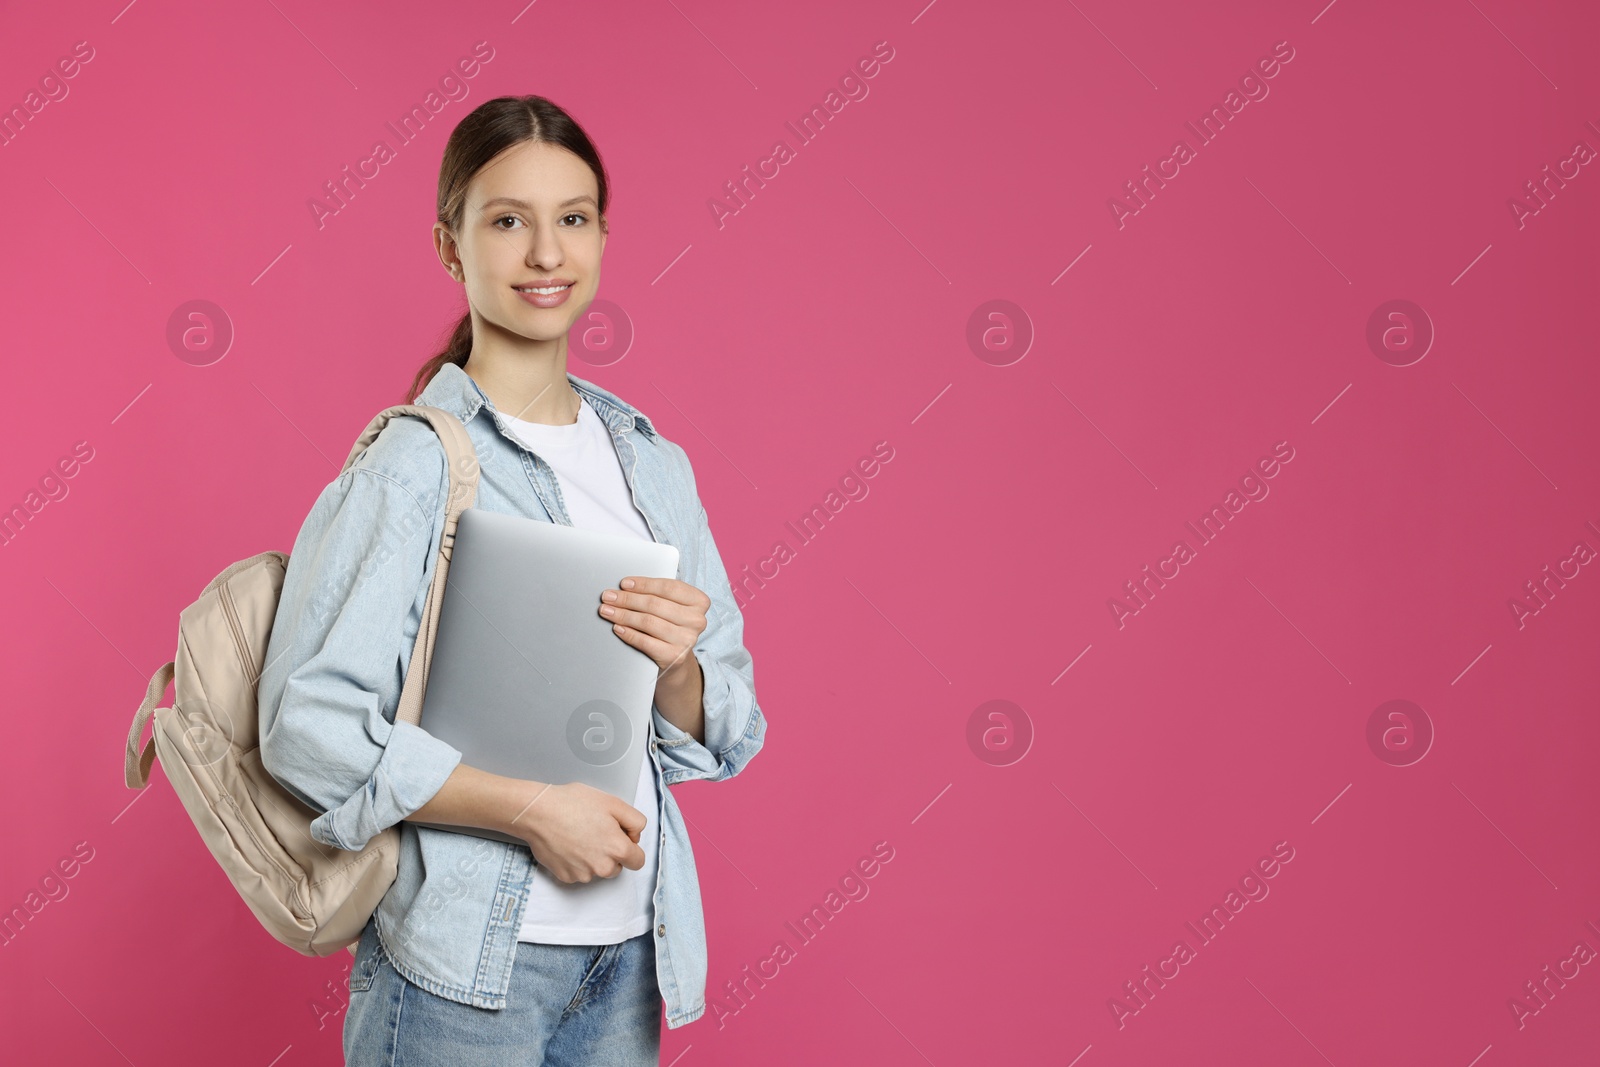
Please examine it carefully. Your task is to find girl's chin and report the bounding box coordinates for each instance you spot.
[501,314,577,343]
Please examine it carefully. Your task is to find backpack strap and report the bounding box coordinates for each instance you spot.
[125,407,481,793]
[344,405,481,727]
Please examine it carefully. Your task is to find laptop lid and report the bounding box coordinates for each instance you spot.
[409,506,680,845]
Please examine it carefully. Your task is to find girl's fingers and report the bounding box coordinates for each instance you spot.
[604,589,701,627]
[617,577,712,611]
[609,621,681,669]
[601,603,676,639]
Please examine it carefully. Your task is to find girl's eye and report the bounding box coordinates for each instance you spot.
[494,214,585,228]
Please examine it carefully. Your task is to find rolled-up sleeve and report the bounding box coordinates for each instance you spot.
[652,500,767,784]
[258,464,463,852]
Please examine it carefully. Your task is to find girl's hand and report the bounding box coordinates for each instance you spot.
[598,576,709,682]
[506,780,647,884]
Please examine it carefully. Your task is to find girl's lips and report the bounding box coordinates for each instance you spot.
[513,283,573,309]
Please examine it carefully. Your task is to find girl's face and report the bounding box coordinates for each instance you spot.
[441,140,606,344]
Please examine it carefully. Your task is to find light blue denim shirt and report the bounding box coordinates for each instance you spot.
[256,360,766,1028]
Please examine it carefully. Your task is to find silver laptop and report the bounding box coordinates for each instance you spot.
[408,507,680,845]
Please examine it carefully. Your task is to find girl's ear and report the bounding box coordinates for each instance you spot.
[433,222,461,278]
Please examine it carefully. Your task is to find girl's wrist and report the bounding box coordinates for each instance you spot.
[498,777,554,838]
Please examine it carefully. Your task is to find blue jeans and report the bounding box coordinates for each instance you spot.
[343,920,662,1065]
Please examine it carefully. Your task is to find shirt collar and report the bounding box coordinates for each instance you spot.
[415,360,658,438]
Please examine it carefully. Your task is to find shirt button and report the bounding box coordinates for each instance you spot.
[656,923,666,937]
[650,741,658,752]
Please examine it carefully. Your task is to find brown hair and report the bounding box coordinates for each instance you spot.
[406,95,611,403]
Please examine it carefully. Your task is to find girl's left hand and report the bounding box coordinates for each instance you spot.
[598,576,710,679]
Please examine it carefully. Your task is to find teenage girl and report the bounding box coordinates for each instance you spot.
[260,94,766,1065]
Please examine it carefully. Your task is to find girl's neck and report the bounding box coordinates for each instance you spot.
[463,335,581,425]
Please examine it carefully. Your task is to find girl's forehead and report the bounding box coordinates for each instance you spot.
[473,142,596,194]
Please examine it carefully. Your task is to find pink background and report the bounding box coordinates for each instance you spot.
[3,0,1597,1063]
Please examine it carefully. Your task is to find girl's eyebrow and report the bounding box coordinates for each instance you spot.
[479,195,597,210]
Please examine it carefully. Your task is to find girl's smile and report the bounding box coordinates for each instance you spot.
[513,281,574,308]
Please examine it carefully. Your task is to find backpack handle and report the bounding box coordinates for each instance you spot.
[345,405,481,727]
[124,660,176,789]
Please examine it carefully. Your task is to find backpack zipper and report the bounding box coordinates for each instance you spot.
[217,582,256,684]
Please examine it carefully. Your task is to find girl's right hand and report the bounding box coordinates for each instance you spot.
[505,780,647,883]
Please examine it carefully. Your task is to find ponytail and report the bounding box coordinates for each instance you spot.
[406,309,473,404]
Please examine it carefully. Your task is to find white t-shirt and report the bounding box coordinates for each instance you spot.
[497,395,660,945]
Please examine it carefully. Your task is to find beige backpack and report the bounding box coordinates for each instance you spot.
[123,405,480,958]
